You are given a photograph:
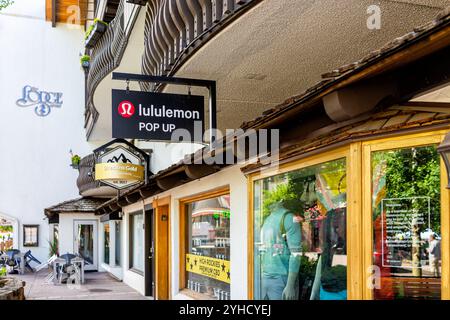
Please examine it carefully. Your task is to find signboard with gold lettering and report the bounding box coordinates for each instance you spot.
[186,254,230,284]
[95,145,145,190]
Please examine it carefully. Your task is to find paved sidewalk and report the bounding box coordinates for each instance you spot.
[11,270,147,300]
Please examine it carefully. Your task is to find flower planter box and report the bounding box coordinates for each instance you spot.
[85,22,107,49]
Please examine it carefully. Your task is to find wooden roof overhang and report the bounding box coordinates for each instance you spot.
[45,0,89,27]
[94,7,450,216]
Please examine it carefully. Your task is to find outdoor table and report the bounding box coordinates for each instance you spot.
[70,257,85,284]
[52,257,66,284]
[52,256,85,284]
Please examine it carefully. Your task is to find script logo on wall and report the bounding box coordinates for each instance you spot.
[16,85,63,117]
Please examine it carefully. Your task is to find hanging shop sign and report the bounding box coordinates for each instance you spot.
[95,143,146,190]
[112,89,205,142]
[186,254,230,284]
[16,85,63,117]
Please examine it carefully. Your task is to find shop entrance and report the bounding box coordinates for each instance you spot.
[74,220,98,271]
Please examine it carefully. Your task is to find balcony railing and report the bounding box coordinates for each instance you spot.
[85,0,140,137]
[140,0,260,91]
[76,153,117,197]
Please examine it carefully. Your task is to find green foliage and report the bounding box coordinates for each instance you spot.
[321,265,347,292]
[80,55,90,63]
[262,180,304,223]
[48,239,58,258]
[0,0,14,11]
[84,18,108,40]
[0,266,7,277]
[71,154,81,166]
[373,146,441,233]
[0,225,13,233]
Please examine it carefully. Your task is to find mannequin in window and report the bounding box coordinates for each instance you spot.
[259,200,302,300]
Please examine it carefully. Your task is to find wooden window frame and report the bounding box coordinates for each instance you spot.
[247,128,450,300]
[361,130,450,300]
[178,186,230,299]
[247,146,360,299]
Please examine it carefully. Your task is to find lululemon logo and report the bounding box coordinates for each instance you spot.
[118,101,135,118]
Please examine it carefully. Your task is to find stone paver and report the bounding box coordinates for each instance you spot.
[10,270,148,300]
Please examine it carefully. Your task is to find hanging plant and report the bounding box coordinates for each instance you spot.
[80,55,90,68]
[69,149,81,169]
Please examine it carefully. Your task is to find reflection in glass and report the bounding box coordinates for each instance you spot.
[77,224,94,265]
[115,221,121,266]
[372,145,441,300]
[186,195,231,300]
[104,223,110,264]
[130,213,144,272]
[254,158,347,300]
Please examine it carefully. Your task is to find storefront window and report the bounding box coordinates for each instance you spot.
[104,223,110,265]
[115,221,121,266]
[253,158,347,300]
[130,212,144,272]
[371,145,441,300]
[185,194,231,299]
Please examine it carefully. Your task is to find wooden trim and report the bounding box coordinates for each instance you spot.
[361,129,448,300]
[178,186,230,204]
[347,142,363,299]
[155,201,170,300]
[247,174,254,299]
[178,187,230,297]
[362,143,373,300]
[440,154,450,300]
[249,146,350,181]
[179,200,187,293]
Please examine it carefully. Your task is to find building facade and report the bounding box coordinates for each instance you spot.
[40,0,450,301]
[0,0,94,262]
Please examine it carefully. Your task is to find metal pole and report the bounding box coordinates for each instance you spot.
[209,83,217,145]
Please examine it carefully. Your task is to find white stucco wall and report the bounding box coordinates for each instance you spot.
[0,1,93,262]
[121,165,248,299]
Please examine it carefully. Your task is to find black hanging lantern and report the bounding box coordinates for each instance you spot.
[437,131,450,189]
[126,0,148,5]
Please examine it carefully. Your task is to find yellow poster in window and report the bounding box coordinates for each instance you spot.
[186,254,230,284]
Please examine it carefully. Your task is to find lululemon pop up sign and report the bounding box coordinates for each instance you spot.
[112,89,205,141]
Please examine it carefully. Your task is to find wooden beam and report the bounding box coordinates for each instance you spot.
[52,0,57,27]
[184,164,219,180]
[156,174,185,190]
[126,192,142,204]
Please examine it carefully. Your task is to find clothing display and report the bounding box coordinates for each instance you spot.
[260,201,301,300]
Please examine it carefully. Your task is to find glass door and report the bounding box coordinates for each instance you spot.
[74,220,98,271]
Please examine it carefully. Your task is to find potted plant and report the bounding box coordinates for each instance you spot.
[85,18,108,49]
[80,54,90,69]
[69,149,81,169]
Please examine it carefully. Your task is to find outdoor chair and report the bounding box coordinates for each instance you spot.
[23,250,41,272]
[56,253,79,284]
